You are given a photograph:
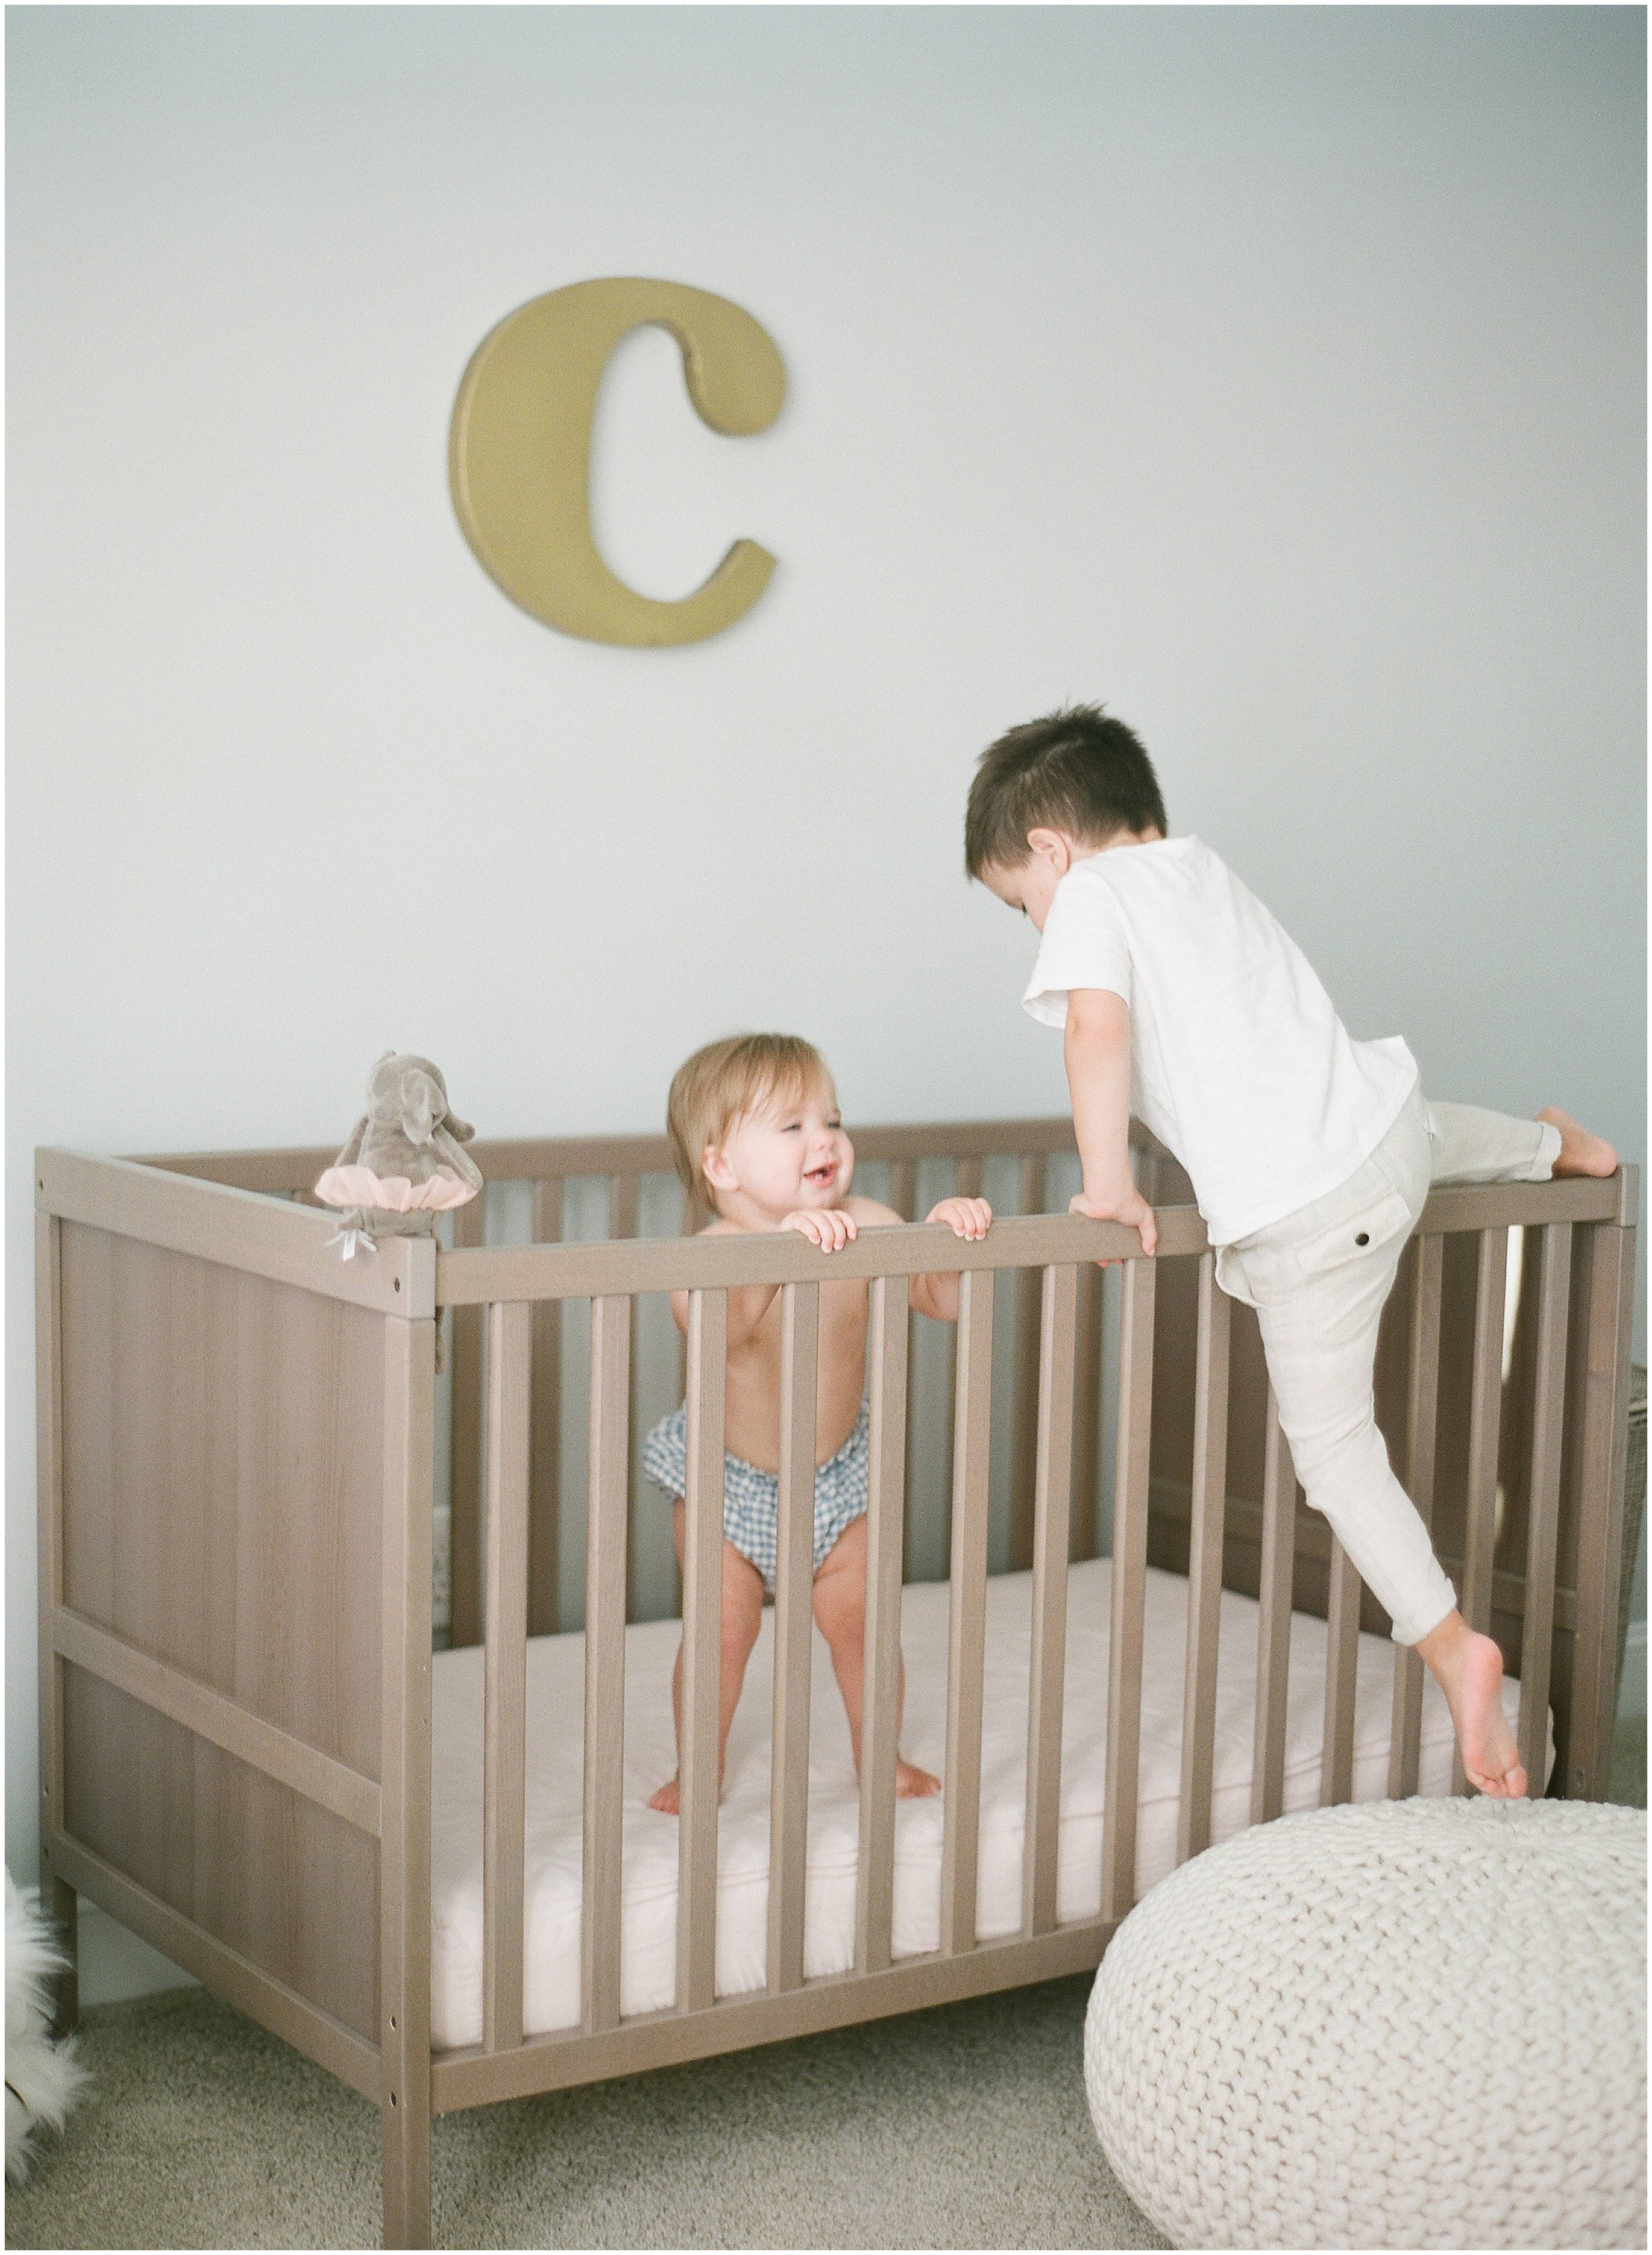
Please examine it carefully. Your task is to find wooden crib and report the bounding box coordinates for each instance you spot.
[34,1119,1638,2248]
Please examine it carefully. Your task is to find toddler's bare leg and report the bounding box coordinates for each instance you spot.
[1537,1107,1618,1178]
[649,1504,764,1815]
[1414,1610,1527,1799]
[811,1518,940,1798]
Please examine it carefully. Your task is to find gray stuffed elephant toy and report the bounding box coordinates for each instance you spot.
[315,1052,484,1246]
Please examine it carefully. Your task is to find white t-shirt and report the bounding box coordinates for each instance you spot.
[1022,836,1417,1245]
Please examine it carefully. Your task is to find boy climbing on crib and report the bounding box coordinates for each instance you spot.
[966,705,1619,1802]
[643,1033,993,1814]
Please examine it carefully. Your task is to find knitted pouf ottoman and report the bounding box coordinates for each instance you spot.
[1085,1797,1646,2251]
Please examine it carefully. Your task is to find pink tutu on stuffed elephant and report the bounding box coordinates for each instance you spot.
[315,1052,483,1251]
[312,1164,477,1214]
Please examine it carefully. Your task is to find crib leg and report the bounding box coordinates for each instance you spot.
[39,1858,79,2037]
[381,2086,430,2250]
[379,1310,436,2247]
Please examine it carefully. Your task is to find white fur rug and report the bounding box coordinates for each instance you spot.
[6,1870,87,2184]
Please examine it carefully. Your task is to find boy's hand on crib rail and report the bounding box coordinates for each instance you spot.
[925,1196,993,1241]
[781,1206,858,1251]
[1069,1186,1157,1262]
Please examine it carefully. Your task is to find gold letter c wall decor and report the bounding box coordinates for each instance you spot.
[449,278,786,647]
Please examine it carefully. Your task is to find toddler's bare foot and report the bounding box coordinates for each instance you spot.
[1415,1614,1528,1799]
[1538,1107,1618,1179]
[896,1759,942,1799]
[647,1768,727,1815]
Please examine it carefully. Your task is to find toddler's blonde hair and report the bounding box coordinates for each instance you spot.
[666,1034,834,1212]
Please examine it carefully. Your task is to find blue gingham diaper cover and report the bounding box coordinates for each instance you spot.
[640,1399,871,1592]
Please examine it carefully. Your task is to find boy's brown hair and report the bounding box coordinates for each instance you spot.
[666,1034,834,1211]
[964,703,1168,878]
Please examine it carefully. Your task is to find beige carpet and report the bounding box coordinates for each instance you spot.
[8,1715,1643,2252]
[5,1971,1165,2251]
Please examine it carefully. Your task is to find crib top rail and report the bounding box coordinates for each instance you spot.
[431,1171,1631,1306]
[35,1146,428,1317]
[437,1208,1173,1303]
[69,1126,1635,1313]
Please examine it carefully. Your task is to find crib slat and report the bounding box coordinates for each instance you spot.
[449,1195,487,1648]
[672,1186,691,1490]
[483,1301,531,2053]
[887,1161,919,1576]
[1389,1232,1442,1799]
[1459,1229,1509,1636]
[856,1274,909,1975]
[1072,1263,1104,1560]
[1455,1227,1508,1793]
[677,1288,726,2013]
[1101,1256,1155,1925]
[1177,1254,1231,1864]
[529,1179,565,1637]
[609,1177,643,1622]
[1250,1390,1295,1826]
[1024,1264,1076,1937]
[768,1282,818,1995]
[1319,1538,1360,1807]
[935,1159,984,1516]
[582,1294,630,2034]
[1010,1153,1049,1571]
[941,1267,994,1956]
[608,1174,641,1241]
[1518,1223,1572,1791]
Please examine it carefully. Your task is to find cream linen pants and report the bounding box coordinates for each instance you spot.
[1213,1087,1560,1645]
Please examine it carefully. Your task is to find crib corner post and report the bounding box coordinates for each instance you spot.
[38,1860,79,2038]
[1561,1194,1637,1802]
[36,1201,78,2036]
[380,1280,436,2248]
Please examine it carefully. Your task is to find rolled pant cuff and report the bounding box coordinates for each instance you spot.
[1389,1582,1458,1648]
[1531,1120,1562,1179]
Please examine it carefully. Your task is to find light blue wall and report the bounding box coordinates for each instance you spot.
[8,5,1644,1980]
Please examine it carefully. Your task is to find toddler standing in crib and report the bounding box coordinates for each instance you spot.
[642,1033,993,1814]
[966,705,1619,1801]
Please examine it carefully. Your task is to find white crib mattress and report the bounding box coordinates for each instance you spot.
[429,1558,1546,2051]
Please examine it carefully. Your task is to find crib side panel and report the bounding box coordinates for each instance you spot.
[61,1667,379,2039]
[56,1223,385,1776]
[44,1202,395,2063]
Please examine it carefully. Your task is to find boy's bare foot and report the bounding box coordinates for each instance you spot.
[1538,1107,1618,1179]
[896,1759,942,1798]
[1414,1613,1528,1799]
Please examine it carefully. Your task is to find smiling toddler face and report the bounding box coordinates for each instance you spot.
[710,1075,853,1217]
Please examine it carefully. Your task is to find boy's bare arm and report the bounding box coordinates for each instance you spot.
[1063,988,1156,1255]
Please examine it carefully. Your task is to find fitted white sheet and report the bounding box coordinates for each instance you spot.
[429,1558,1544,2051]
